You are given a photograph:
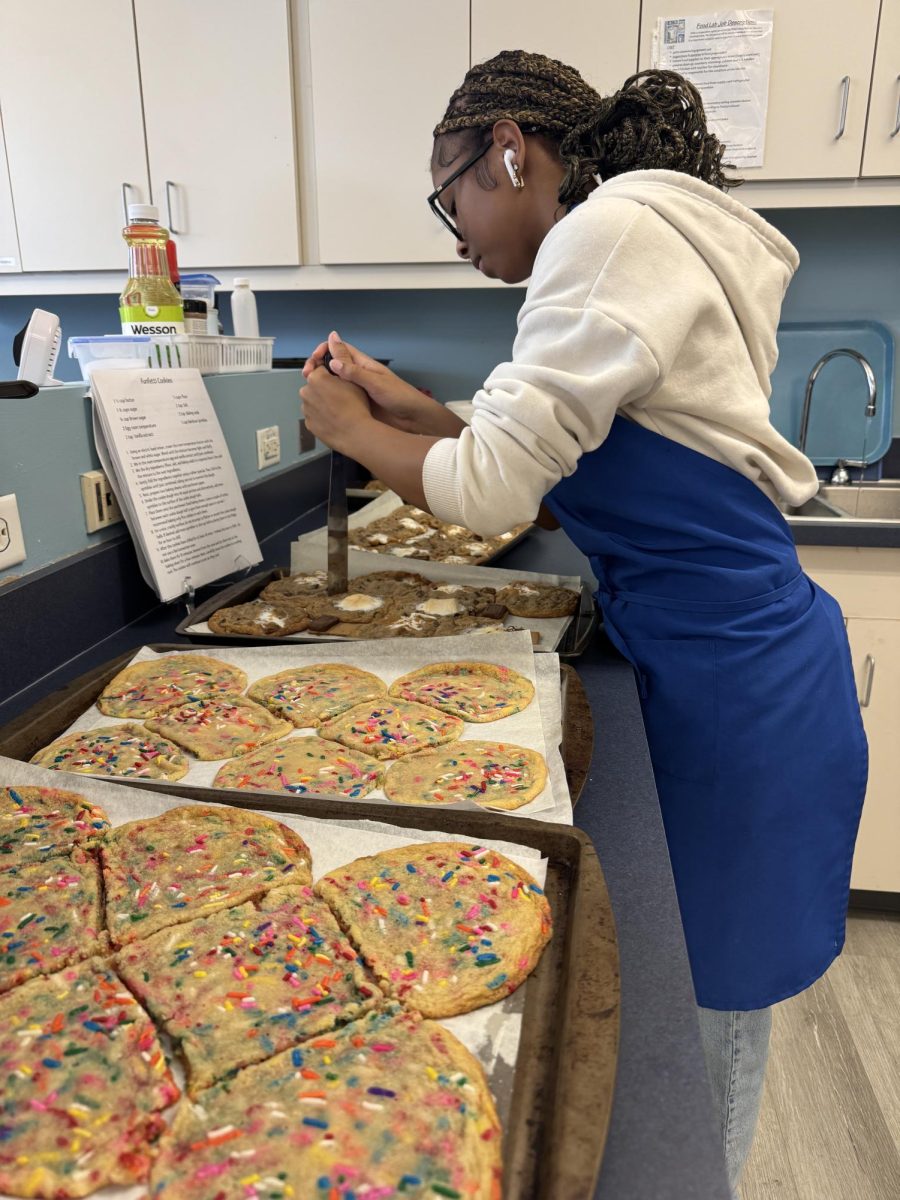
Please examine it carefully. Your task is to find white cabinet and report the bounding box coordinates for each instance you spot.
[796,545,900,894]
[471,0,640,94]
[134,0,299,268]
[0,0,150,271]
[862,0,900,176]
[639,0,882,182]
[308,0,468,264]
[0,112,21,273]
[845,618,900,892]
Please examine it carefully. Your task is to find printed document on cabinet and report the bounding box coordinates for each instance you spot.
[651,10,774,168]
[90,368,262,602]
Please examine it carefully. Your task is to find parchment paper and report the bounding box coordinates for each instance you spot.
[0,755,548,1199]
[36,633,573,824]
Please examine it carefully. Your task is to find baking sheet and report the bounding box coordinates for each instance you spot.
[35,632,573,824]
[0,754,547,1200]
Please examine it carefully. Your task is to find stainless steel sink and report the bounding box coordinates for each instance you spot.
[780,482,900,526]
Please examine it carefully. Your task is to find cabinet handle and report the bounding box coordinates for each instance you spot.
[121,182,138,224]
[165,180,183,234]
[835,75,850,140]
[859,654,875,708]
[891,76,900,137]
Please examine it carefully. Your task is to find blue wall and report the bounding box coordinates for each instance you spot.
[2,208,898,426]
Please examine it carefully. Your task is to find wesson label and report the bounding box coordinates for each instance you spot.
[120,304,185,336]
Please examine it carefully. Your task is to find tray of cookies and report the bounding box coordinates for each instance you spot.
[177,559,598,658]
[3,634,590,823]
[296,486,535,566]
[0,756,618,1200]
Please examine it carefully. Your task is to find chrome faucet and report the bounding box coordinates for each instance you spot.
[797,348,877,484]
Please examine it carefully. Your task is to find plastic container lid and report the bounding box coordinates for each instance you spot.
[69,335,152,344]
[127,203,160,222]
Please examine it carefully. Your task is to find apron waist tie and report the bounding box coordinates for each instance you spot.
[596,571,806,615]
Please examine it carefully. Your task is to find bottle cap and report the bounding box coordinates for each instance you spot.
[233,277,250,287]
[127,203,159,222]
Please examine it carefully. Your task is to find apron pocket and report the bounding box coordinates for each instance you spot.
[629,637,718,785]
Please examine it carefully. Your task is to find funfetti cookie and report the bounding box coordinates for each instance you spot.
[0,958,179,1198]
[315,842,552,1017]
[143,695,292,760]
[96,653,248,718]
[213,737,384,799]
[30,724,190,781]
[116,885,381,1095]
[384,741,548,811]
[317,699,464,760]
[102,805,312,945]
[148,1005,501,1200]
[0,849,106,994]
[0,785,109,864]
[207,599,311,637]
[247,663,387,726]
[388,661,535,722]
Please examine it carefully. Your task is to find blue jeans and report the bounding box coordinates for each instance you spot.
[697,1005,772,1198]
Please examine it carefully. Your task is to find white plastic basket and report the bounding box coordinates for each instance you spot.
[69,334,274,380]
[146,335,275,375]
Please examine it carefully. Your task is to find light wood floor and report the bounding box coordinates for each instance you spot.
[741,910,900,1200]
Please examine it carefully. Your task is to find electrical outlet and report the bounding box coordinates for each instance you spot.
[256,425,281,469]
[0,494,26,568]
[80,470,123,533]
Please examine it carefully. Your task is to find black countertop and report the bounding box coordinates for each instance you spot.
[0,519,730,1200]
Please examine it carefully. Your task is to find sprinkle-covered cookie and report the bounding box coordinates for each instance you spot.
[102,805,312,945]
[116,885,381,1095]
[143,695,292,760]
[317,699,464,761]
[30,724,190,781]
[315,842,552,1017]
[0,958,179,1198]
[206,599,311,637]
[96,653,248,718]
[148,1005,501,1200]
[384,741,548,811]
[0,786,109,864]
[388,661,535,722]
[247,664,387,726]
[0,849,105,993]
[213,736,384,799]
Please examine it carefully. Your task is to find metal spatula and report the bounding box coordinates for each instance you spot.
[323,350,349,594]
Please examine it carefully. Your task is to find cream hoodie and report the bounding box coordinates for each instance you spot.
[422,169,818,536]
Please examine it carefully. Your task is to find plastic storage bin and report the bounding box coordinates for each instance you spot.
[69,334,274,380]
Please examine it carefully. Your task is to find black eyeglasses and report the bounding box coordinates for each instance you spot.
[427,141,492,241]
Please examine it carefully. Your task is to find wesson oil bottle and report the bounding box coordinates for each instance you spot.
[119,203,185,335]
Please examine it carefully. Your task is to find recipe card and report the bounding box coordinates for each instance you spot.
[91,367,261,602]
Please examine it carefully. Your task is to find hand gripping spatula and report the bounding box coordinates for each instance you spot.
[323,350,349,594]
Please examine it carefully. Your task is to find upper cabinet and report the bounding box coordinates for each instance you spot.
[471,0,640,94]
[308,0,469,265]
[0,0,151,271]
[0,112,21,273]
[862,0,900,176]
[639,0,882,181]
[135,0,299,268]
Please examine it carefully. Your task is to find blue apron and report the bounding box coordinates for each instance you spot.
[545,416,868,1010]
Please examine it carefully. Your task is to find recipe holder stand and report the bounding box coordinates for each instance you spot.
[0,647,619,1200]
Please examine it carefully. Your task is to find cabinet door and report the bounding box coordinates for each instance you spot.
[135,0,299,268]
[639,0,881,181]
[0,0,150,271]
[846,618,900,892]
[862,0,900,176]
[309,0,468,264]
[472,0,640,93]
[0,111,21,273]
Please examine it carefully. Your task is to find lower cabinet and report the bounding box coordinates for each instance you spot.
[797,546,900,895]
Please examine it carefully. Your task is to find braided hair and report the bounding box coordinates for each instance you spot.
[433,50,739,208]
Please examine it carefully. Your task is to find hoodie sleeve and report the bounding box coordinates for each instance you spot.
[422,208,661,536]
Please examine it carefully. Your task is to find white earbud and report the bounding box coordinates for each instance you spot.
[503,148,524,189]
